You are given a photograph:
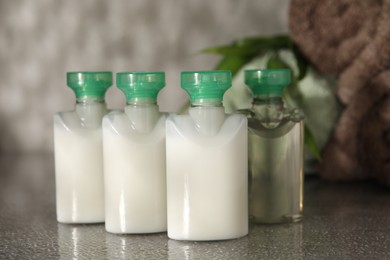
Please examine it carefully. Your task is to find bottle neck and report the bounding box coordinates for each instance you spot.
[189,102,225,137]
[124,99,160,134]
[75,98,107,128]
[76,96,105,104]
[252,95,284,108]
[190,99,223,108]
[126,98,157,107]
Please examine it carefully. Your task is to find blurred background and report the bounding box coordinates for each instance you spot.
[0,0,289,154]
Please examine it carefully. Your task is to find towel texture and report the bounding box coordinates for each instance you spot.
[289,0,390,186]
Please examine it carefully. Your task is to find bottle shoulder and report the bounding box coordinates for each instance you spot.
[166,113,247,145]
[241,105,303,127]
[54,102,108,130]
[104,109,166,120]
[248,118,303,139]
[167,112,246,128]
[54,110,105,131]
[103,110,166,140]
[103,110,166,126]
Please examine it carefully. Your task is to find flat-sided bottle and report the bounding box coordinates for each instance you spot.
[54,71,112,223]
[103,72,167,233]
[166,71,248,241]
[245,69,304,224]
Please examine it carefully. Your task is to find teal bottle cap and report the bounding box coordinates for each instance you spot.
[116,72,165,102]
[67,71,113,100]
[181,71,232,103]
[244,69,291,96]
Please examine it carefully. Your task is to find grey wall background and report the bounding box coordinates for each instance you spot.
[0,0,289,154]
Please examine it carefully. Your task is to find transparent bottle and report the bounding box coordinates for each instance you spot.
[245,69,304,224]
[166,71,248,241]
[103,72,167,234]
[54,71,112,223]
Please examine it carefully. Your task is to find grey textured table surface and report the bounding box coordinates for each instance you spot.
[0,155,389,259]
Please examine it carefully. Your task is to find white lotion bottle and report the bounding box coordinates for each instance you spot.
[166,71,248,241]
[103,72,167,234]
[54,71,112,223]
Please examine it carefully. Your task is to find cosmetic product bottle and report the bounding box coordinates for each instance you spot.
[245,69,304,224]
[54,71,112,223]
[103,72,167,233]
[166,71,248,241]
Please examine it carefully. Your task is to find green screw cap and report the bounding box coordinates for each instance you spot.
[181,71,232,103]
[116,72,165,102]
[244,69,291,96]
[67,71,112,100]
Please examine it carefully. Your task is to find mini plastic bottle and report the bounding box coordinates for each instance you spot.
[245,69,304,224]
[166,71,248,241]
[103,72,167,234]
[54,71,112,223]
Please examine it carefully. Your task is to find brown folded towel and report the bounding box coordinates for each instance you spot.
[289,0,390,186]
[320,71,390,184]
[359,71,390,187]
[338,2,390,104]
[289,1,381,74]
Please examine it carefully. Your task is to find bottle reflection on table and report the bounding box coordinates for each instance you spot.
[57,224,106,260]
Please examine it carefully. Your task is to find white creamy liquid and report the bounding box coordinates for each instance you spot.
[103,105,167,234]
[166,107,248,241]
[54,102,107,223]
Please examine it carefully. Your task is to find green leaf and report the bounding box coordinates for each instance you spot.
[215,55,252,76]
[202,45,265,57]
[292,45,309,81]
[202,35,293,57]
[266,52,290,70]
[234,35,293,49]
[304,125,322,161]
